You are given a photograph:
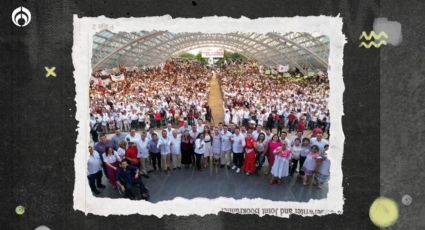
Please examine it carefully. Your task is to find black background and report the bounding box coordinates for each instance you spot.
[1,0,422,229]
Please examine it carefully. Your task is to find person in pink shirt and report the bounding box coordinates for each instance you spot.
[266,134,282,175]
[269,143,292,185]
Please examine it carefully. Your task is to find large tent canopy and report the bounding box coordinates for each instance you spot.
[92,30,329,75]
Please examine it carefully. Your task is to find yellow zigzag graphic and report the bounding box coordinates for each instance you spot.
[359,40,387,48]
[359,31,388,40]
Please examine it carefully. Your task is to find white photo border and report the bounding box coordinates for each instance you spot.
[72,15,346,217]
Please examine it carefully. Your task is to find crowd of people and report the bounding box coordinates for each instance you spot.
[89,60,213,142]
[220,63,330,136]
[87,60,332,200]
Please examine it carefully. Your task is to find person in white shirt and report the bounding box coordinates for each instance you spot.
[130,111,139,129]
[224,110,231,125]
[125,128,141,146]
[164,123,175,139]
[231,127,246,173]
[102,146,122,189]
[220,125,233,169]
[310,132,329,154]
[87,146,105,195]
[211,127,222,165]
[194,133,206,171]
[290,130,304,147]
[315,145,330,189]
[264,129,273,143]
[136,131,151,175]
[189,125,199,141]
[280,131,291,150]
[196,119,205,133]
[115,113,123,130]
[158,130,171,171]
[170,130,182,170]
[122,112,131,132]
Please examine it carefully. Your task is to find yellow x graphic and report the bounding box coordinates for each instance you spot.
[45,66,56,78]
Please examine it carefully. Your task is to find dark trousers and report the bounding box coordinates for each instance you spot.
[139,121,145,130]
[87,170,103,193]
[90,130,98,143]
[131,120,138,129]
[122,178,149,199]
[256,151,266,170]
[150,152,161,170]
[233,152,244,168]
[290,159,299,175]
[242,118,249,127]
[277,126,284,136]
[299,156,306,175]
[195,153,203,170]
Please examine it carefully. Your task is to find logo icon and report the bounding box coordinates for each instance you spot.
[359,31,388,48]
[12,6,31,27]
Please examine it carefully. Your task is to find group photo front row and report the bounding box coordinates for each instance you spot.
[87,121,331,200]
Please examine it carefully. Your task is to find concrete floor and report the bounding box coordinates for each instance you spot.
[95,164,328,203]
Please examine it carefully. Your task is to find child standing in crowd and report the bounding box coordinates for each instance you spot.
[269,143,292,185]
[315,145,330,188]
[301,145,321,186]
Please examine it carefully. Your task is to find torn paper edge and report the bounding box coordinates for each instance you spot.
[72,15,346,218]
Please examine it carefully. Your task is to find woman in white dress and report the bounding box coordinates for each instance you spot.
[270,142,292,185]
[211,127,222,165]
[203,126,213,168]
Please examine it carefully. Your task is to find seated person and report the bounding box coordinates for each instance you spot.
[116,160,149,200]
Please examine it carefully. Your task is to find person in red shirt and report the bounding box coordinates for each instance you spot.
[154,111,161,129]
[242,132,257,175]
[125,141,139,167]
[311,126,323,138]
[297,117,306,132]
[287,111,296,133]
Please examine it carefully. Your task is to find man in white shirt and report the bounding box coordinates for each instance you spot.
[87,146,106,195]
[280,131,291,150]
[310,132,329,154]
[231,127,246,173]
[220,125,233,169]
[164,123,175,139]
[170,130,182,170]
[136,131,150,176]
[125,128,141,145]
[130,111,139,129]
